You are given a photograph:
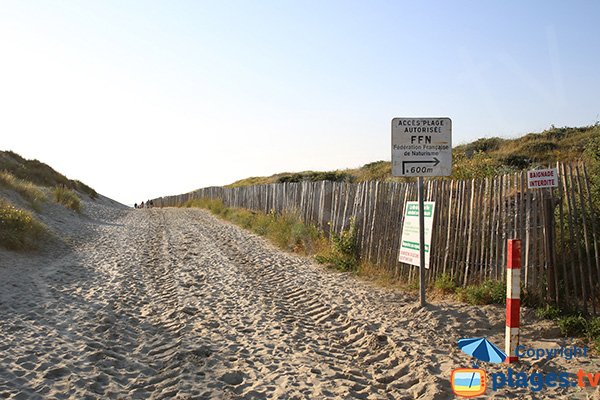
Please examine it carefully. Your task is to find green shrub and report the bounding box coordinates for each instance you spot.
[184,199,326,256]
[53,186,81,213]
[587,318,600,339]
[405,278,420,292]
[276,171,353,183]
[288,219,323,253]
[457,280,506,305]
[356,161,390,181]
[220,207,255,229]
[557,315,587,337]
[185,198,225,215]
[315,218,358,271]
[252,211,272,235]
[0,198,46,250]
[264,211,293,247]
[451,151,501,180]
[550,315,600,354]
[535,305,561,320]
[500,154,531,169]
[434,273,457,294]
[531,310,599,352]
[584,132,600,209]
[463,137,505,156]
[522,141,558,153]
[250,211,324,253]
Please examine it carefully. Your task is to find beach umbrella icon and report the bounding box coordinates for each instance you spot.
[458,337,507,364]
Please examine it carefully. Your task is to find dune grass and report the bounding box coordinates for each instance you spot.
[456,280,506,305]
[433,273,458,295]
[185,198,363,272]
[184,198,329,256]
[225,124,600,187]
[53,186,82,213]
[0,151,71,187]
[73,180,98,199]
[0,150,97,200]
[535,306,600,353]
[0,171,46,209]
[0,198,46,250]
[314,218,359,272]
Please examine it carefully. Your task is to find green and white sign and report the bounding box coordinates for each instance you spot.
[399,201,435,268]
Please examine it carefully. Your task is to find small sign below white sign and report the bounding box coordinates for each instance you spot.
[527,168,559,189]
[399,201,435,269]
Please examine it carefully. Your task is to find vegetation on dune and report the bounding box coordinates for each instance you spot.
[53,186,82,213]
[431,274,506,305]
[0,150,97,199]
[583,132,600,209]
[433,273,458,295]
[456,280,506,305]
[227,170,354,188]
[276,171,353,184]
[314,218,359,272]
[183,198,361,270]
[428,276,600,351]
[184,198,328,255]
[0,151,71,187]
[535,306,600,353]
[0,151,95,251]
[73,180,98,199]
[225,124,600,186]
[353,161,391,182]
[0,171,46,209]
[0,198,46,250]
[185,125,600,350]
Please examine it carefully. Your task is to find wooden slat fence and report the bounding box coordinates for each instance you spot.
[152,161,600,311]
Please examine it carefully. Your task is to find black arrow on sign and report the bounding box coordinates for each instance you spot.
[402,157,440,174]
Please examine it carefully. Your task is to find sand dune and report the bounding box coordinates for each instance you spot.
[0,200,598,399]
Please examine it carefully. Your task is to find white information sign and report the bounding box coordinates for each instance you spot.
[527,168,559,189]
[392,117,452,177]
[399,201,435,269]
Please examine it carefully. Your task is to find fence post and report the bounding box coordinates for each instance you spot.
[543,194,558,305]
[505,239,521,363]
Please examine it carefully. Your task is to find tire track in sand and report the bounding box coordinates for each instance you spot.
[5,206,576,399]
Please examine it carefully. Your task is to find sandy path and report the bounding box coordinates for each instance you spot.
[1,207,599,399]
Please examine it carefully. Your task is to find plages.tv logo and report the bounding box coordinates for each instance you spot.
[451,368,487,397]
[451,337,506,398]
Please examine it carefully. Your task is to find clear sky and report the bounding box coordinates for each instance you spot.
[1,1,599,205]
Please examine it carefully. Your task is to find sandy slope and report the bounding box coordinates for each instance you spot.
[0,202,599,399]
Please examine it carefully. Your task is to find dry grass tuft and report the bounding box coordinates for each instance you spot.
[0,198,46,250]
[53,186,81,213]
[0,171,46,207]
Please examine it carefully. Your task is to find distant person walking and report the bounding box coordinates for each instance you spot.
[134,203,138,209]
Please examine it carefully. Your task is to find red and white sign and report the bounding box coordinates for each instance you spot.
[527,168,558,189]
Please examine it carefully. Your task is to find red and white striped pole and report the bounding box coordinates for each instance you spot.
[505,239,521,363]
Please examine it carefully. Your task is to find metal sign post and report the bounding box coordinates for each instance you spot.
[392,117,452,308]
[417,176,426,307]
